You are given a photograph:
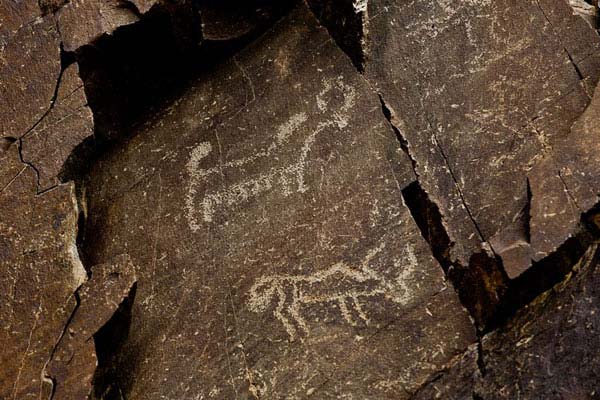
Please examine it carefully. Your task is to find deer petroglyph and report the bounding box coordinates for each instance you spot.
[247,243,419,340]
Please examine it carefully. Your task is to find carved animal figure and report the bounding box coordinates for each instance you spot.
[247,243,418,340]
[185,77,356,230]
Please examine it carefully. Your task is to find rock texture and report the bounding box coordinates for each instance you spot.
[1,1,144,398]
[0,145,84,399]
[81,5,474,398]
[199,0,291,41]
[569,0,598,28]
[21,63,94,190]
[58,0,145,52]
[478,243,600,399]
[416,242,600,399]
[46,255,136,400]
[361,0,600,325]
[0,2,61,141]
[3,0,600,398]
[307,0,368,69]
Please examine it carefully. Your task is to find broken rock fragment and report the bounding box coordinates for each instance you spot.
[307,0,368,69]
[529,81,600,263]
[58,0,147,52]
[568,0,598,29]
[476,243,600,398]
[0,7,61,140]
[0,0,42,32]
[0,146,85,399]
[82,4,475,398]
[46,255,136,400]
[415,242,600,399]
[199,0,292,41]
[21,63,94,190]
[411,344,481,400]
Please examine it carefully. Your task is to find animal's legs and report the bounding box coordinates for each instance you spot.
[288,285,309,336]
[337,297,358,326]
[351,295,369,324]
[274,287,297,341]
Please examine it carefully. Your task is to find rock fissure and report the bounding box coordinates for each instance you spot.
[43,291,82,400]
[18,55,66,142]
[378,94,418,178]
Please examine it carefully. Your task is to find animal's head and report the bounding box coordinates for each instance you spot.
[247,277,278,312]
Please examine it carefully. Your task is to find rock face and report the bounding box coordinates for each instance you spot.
[81,5,474,398]
[58,0,144,52]
[0,145,83,399]
[0,2,61,141]
[1,1,155,398]
[21,63,94,190]
[569,0,598,28]
[415,242,600,399]
[47,255,136,400]
[307,0,368,69]
[478,243,600,399]
[3,0,600,398]
[361,0,600,325]
[0,139,134,400]
[198,0,292,41]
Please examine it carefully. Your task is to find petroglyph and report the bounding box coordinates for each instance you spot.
[247,243,419,340]
[185,77,357,231]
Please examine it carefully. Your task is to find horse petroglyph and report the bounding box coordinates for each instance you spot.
[247,243,420,340]
[185,77,357,231]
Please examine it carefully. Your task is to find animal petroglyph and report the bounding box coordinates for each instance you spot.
[247,243,419,340]
[185,77,357,231]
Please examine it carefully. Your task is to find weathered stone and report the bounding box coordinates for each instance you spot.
[411,344,480,400]
[199,0,291,41]
[39,0,69,15]
[6,0,600,396]
[0,141,25,190]
[130,0,158,14]
[529,82,600,262]
[82,4,475,398]
[0,146,85,399]
[0,0,41,33]
[568,0,598,30]
[58,0,287,52]
[307,0,367,69]
[21,63,94,190]
[476,243,600,399]
[363,0,600,324]
[416,242,600,399]
[58,0,145,52]
[0,9,61,140]
[46,254,136,400]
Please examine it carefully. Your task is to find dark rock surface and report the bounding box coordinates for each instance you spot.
[0,3,61,141]
[416,242,600,399]
[47,255,136,400]
[21,63,94,190]
[0,145,84,399]
[478,243,600,399]
[199,0,291,41]
[361,0,600,325]
[569,0,598,28]
[306,0,367,69]
[1,2,142,398]
[58,0,144,52]
[81,5,475,398]
[411,344,480,400]
[3,0,600,398]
